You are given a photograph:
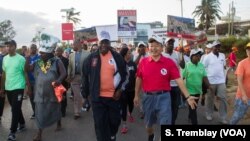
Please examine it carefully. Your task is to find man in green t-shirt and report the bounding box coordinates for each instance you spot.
[0,40,30,141]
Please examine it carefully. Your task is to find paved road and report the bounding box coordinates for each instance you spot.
[0,93,238,141]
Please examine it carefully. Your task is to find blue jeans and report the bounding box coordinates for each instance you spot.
[142,92,171,127]
[230,98,250,125]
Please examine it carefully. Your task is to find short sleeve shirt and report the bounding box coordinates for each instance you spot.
[137,55,180,92]
[235,58,250,99]
[202,52,226,84]
[3,54,26,90]
[182,62,207,95]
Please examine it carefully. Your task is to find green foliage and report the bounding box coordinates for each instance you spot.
[0,20,16,42]
[193,0,222,31]
[16,48,22,54]
[219,36,250,61]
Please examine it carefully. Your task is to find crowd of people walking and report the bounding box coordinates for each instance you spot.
[0,32,250,141]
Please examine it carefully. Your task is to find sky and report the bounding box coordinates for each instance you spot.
[0,0,249,46]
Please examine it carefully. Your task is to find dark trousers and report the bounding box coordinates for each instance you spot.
[121,91,135,121]
[92,97,121,141]
[29,85,35,115]
[170,86,181,125]
[61,91,67,116]
[0,96,5,117]
[188,94,200,125]
[6,89,25,133]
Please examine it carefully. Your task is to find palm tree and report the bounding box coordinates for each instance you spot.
[192,0,222,32]
[62,7,81,26]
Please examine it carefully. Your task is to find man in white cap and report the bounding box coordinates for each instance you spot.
[133,41,148,65]
[201,40,228,124]
[82,33,127,141]
[134,35,197,141]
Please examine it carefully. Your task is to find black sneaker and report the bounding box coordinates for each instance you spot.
[148,134,155,141]
[17,124,26,133]
[7,133,16,141]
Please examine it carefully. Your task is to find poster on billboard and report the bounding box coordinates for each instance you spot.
[167,15,207,46]
[117,10,137,37]
[61,23,74,40]
[95,25,118,42]
[167,15,196,40]
[74,27,98,43]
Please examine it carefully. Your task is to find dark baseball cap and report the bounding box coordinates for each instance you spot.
[5,40,17,47]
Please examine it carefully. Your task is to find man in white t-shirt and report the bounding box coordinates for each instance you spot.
[201,41,228,124]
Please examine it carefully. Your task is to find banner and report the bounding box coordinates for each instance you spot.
[74,27,98,43]
[167,15,207,46]
[61,23,74,40]
[95,25,118,41]
[149,28,168,40]
[117,10,137,37]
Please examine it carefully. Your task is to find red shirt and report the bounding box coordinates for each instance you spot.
[137,55,180,92]
[228,52,236,67]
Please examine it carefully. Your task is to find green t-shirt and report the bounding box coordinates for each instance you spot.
[182,62,207,95]
[3,53,26,91]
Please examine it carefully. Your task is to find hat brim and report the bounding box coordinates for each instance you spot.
[245,46,250,49]
[99,39,110,42]
[39,47,53,53]
[190,51,202,57]
[148,38,162,44]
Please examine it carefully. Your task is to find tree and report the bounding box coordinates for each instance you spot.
[192,0,222,32]
[0,20,16,42]
[62,7,81,26]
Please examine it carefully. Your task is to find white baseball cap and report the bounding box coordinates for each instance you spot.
[212,40,221,47]
[99,31,111,42]
[138,41,146,47]
[206,43,213,49]
[190,49,202,58]
[148,35,163,45]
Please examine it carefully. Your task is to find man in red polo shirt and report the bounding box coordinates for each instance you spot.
[134,35,197,141]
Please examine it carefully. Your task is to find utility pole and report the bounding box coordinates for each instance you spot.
[228,3,231,36]
[231,1,235,35]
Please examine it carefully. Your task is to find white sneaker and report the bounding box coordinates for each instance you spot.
[220,119,228,124]
[206,115,213,121]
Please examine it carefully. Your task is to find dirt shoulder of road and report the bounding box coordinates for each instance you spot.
[226,71,250,124]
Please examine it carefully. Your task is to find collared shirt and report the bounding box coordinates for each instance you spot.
[182,62,207,95]
[75,50,82,74]
[202,52,226,84]
[137,55,180,92]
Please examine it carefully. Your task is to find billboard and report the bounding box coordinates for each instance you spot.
[61,23,74,40]
[167,15,196,40]
[95,25,118,42]
[167,15,207,46]
[117,10,137,37]
[74,27,98,43]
